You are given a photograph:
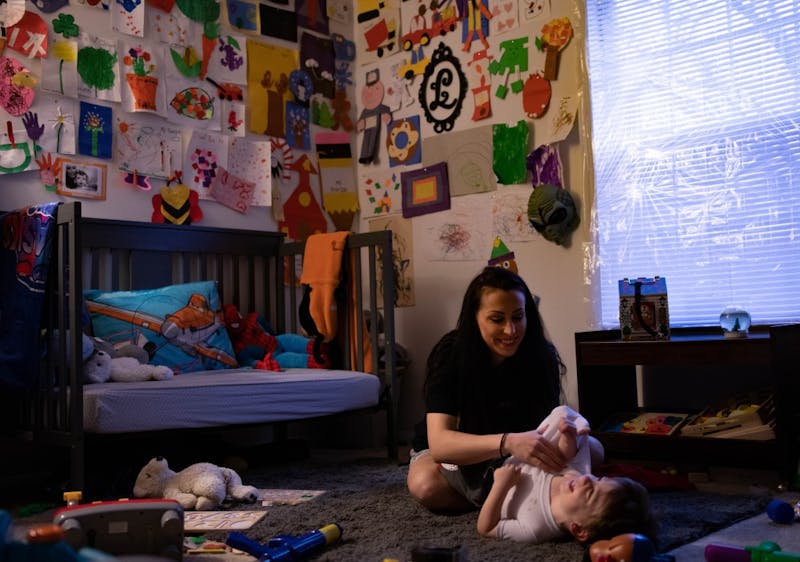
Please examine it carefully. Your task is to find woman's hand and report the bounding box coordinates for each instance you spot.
[504,429,567,473]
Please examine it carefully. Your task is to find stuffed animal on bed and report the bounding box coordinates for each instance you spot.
[222,304,331,370]
[133,456,259,511]
[83,334,174,383]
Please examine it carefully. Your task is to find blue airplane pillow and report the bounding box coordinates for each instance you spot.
[84,280,237,374]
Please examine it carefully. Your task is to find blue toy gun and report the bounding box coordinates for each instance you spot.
[705,541,800,562]
[226,524,342,561]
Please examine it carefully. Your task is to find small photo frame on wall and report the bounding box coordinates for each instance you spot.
[57,160,107,200]
[401,162,451,218]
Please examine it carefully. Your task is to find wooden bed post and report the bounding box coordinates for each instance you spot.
[60,202,85,491]
[378,230,398,461]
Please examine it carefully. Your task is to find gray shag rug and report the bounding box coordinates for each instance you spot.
[198,458,770,562]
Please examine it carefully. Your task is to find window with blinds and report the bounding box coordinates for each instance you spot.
[585,1,800,328]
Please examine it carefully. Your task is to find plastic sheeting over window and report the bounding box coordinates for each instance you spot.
[585,1,800,328]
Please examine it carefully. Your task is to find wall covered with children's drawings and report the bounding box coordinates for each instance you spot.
[350,0,597,437]
[0,0,597,441]
[0,0,357,232]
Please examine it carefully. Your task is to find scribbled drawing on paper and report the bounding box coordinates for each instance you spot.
[435,223,472,258]
[417,193,492,261]
[491,185,536,242]
[116,118,182,179]
[539,95,578,145]
[385,57,415,110]
[227,136,272,206]
[422,125,495,196]
[209,166,255,213]
[368,214,415,308]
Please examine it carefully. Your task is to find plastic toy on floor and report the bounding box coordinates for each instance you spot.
[766,498,800,524]
[1,505,126,562]
[53,497,183,560]
[222,304,331,370]
[705,541,800,562]
[0,510,80,562]
[226,524,342,561]
[589,533,675,562]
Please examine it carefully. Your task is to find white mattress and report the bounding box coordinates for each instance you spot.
[83,368,380,433]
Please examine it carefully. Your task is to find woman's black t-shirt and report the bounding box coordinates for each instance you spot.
[411,330,551,451]
[410,330,557,504]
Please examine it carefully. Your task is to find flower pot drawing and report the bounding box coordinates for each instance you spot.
[126,73,159,111]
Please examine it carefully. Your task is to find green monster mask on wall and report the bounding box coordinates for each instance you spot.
[527,183,579,246]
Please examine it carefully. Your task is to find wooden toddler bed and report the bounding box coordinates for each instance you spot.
[2,202,398,491]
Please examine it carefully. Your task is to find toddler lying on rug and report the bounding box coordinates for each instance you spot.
[477,406,655,544]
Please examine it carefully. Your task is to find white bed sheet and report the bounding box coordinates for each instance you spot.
[83,368,380,433]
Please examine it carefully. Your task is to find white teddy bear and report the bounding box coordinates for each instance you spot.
[84,348,174,383]
[133,456,259,511]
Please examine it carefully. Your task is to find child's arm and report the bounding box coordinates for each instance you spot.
[477,463,521,537]
[556,416,579,460]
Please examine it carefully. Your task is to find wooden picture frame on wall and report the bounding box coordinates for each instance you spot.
[400,162,451,218]
[57,159,107,200]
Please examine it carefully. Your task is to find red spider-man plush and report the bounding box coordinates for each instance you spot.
[223,304,278,357]
[223,304,331,370]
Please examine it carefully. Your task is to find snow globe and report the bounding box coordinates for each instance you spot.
[719,306,751,338]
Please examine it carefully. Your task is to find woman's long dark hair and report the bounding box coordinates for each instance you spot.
[427,266,564,433]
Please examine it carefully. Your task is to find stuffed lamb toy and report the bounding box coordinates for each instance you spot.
[83,335,173,384]
[84,348,174,383]
[133,456,259,511]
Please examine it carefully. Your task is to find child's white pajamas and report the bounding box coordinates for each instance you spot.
[496,405,592,542]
